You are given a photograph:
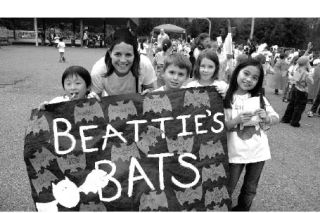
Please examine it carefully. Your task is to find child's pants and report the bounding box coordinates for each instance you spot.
[282,87,308,125]
[228,161,265,211]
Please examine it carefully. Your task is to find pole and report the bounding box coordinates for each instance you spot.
[80,19,83,47]
[250,17,255,40]
[204,18,211,38]
[34,18,38,47]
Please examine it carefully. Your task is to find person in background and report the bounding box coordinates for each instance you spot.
[281,56,314,127]
[138,37,148,56]
[57,37,66,63]
[157,28,169,49]
[193,33,211,60]
[307,58,320,117]
[283,55,299,102]
[153,38,173,88]
[83,31,89,48]
[254,54,274,95]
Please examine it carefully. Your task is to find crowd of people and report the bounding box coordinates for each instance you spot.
[39,27,320,211]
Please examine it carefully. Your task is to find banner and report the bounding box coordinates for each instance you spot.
[24,86,231,211]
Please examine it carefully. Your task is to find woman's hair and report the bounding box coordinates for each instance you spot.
[162,38,172,52]
[104,28,140,78]
[163,53,192,77]
[224,59,264,109]
[193,49,220,80]
[62,66,92,89]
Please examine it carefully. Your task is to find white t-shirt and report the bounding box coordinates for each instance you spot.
[57,41,65,53]
[91,54,157,96]
[224,93,279,164]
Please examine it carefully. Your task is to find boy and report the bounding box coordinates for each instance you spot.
[154,53,192,92]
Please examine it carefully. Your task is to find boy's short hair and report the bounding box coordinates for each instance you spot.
[163,53,192,77]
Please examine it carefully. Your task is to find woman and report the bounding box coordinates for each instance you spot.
[90,28,157,98]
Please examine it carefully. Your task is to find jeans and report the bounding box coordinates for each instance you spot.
[310,87,320,114]
[282,87,308,126]
[228,161,265,211]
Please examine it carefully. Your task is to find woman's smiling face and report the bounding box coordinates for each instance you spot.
[110,42,135,75]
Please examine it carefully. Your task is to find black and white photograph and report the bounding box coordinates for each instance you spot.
[1,0,320,211]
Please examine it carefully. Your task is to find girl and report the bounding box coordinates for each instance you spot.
[183,49,229,97]
[224,59,279,211]
[39,66,91,109]
[90,28,157,99]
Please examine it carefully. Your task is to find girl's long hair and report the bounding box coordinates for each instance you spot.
[104,28,140,78]
[224,59,264,109]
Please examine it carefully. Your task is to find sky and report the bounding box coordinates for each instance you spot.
[2,0,319,18]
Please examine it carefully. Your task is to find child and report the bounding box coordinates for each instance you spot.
[57,37,66,62]
[281,56,314,127]
[183,49,229,97]
[223,59,279,211]
[153,53,192,92]
[39,66,91,109]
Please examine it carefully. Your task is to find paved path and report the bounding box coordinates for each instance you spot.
[0,46,319,211]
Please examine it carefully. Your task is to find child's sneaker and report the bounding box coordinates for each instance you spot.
[307,111,314,117]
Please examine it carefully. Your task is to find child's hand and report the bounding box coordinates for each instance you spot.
[236,112,254,124]
[213,81,229,98]
[38,101,49,110]
[255,109,270,123]
[87,91,101,102]
[141,88,152,95]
